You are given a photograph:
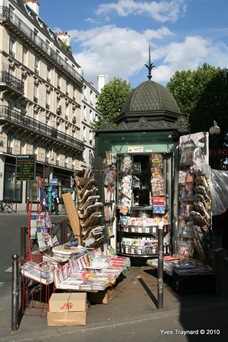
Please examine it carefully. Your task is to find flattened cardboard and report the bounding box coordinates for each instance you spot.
[62,193,81,244]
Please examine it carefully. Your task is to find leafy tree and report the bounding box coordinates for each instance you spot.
[92,77,133,131]
[166,63,218,117]
[166,63,228,133]
[190,67,228,135]
[167,64,228,170]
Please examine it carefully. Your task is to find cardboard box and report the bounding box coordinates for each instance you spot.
[47,310,87,326]
[88,286,115,304]
[49,293,87,312]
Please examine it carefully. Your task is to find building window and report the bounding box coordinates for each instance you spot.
[35,56,39,74]
[22,47,28,65]
[47,66,51,83]
[45,40,50,54]
[34,84,38,103]
[4,164,22,202]
[73,88,76,100]
[9,66,14,77]
[37,17,44,28]
[46,91,50,110]
[9,5,14,20]
[83,126,86,142]
[35,55,39,68]
[48,28,55,40]
[9,36,15,58]
[57,73,61,89]
[34,28,38,41]
[34,110,38,120]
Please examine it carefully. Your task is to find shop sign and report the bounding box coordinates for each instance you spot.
[50,178,58,185]
[16,154,36,181]
[209,147,228,158]
[128,146,144,153]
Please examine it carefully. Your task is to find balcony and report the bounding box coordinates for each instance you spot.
[0,6,83,85]
[0,105,84,152]
[0,71,24,94]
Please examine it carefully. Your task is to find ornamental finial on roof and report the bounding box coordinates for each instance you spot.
[144,43,155,81]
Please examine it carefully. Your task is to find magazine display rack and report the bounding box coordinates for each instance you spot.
[75,169,104,249]
[178,132,212,262]
[116,153,171,258]
[178,169,211,261]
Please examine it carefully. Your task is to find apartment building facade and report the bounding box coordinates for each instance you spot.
[0,0,98,211]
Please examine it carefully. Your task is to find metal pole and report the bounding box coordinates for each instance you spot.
[11,254,19,331]
[61,220,68,244]
[157,221,164,310]
[20,226,27,259]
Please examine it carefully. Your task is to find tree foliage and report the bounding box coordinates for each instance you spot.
[59,40,72,55]
[91,77,133,132]
[166,64,228,135]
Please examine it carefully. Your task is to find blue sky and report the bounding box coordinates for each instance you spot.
[38,0,228,89]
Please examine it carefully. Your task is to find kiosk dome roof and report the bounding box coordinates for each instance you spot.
[120,80,180,115]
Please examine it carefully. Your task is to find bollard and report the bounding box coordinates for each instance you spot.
[26,197,29,214]
[11,254,19,331]
[157,221,164,310]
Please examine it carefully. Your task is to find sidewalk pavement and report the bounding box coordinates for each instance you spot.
[1,252,228,342]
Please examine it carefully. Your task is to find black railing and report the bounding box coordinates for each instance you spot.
[0,105,84,152]
[0,6,83,84]
[0,71,24,93]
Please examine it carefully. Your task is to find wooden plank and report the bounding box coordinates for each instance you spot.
[62,193,81,245]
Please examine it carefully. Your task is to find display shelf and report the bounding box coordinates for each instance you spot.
[178,168,212,262]
[118,251,170,258]
[118,228,157,235]
[75,169,104,249]
[116,152,171,259]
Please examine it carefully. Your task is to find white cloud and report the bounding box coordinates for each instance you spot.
[95,0,187,23]
[70,24,228,87]
[70,25,173,85]
[66,1,228,88]
[165,36,210,68]
[151,36,228,84]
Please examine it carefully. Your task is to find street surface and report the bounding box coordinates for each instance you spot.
[0,213,67,289]
[0,213,228,342]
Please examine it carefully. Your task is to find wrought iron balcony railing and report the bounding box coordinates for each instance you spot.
[0,6,83,85]
[0,105,84,152]
[0,71,24,93]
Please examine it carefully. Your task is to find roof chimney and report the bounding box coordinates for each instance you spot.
[97,74,106,93]
[24,0,39,15]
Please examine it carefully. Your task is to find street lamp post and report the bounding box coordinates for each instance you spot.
[209,121,223,170]
[209,121,221,136]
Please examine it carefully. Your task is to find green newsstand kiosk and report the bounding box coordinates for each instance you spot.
[94,77,189,263]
